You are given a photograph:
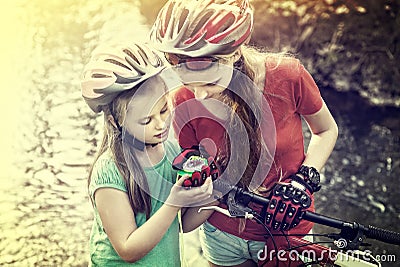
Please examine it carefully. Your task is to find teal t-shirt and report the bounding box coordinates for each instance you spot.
[88,140,181,267]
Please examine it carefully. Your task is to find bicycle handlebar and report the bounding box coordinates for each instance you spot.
[366,225,400,246]
[212,179,400,247]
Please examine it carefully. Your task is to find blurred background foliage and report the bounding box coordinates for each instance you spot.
[140,0,400,106]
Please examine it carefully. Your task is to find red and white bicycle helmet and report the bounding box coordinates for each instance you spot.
[81,43,165,113]
[149,0,253,57]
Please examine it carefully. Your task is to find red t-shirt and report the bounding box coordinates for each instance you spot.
[172,57,323,241]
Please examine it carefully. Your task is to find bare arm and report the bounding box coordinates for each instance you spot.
[95,188,180,263]
[302,100,338,171]
[180,177,218,233]
[181,202,217,233]
[95,176,213,263]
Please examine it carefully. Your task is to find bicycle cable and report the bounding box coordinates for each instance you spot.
[279,229,292,267]
[253,215,280,267]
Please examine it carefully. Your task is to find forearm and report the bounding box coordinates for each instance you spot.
[181,200,218,232]
[302,102,338,171]
[303,122,338,171]
[121,204,180,262]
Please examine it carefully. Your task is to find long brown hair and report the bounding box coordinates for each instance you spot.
[219,45,279,190]
[87,88,152,219]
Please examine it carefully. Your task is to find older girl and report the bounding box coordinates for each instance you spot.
[149,0,338,266]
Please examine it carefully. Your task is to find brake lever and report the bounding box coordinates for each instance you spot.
[198,206,255,219]
[198,206,233,217]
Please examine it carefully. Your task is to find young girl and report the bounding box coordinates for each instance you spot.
[81,42,213,266]
[149,0,339,266]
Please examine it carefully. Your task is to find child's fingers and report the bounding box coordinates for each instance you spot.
[175,174,189,186]
[204,176,212,185]
[179,185,215,206]
[188,178,213,196]
[201,177,213,193]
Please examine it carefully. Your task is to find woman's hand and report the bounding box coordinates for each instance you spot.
[166,175,214,208]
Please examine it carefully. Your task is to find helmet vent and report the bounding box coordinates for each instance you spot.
[164,2,174,37]
[189,11,213,38]
[92,73,110,78]
[123,49,140,65]
[221,17,250,44]
[178,8,189,33]
[105,59,130,70]
[217,17,234,34]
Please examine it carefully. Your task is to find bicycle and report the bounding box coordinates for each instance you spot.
[198,179,400,267]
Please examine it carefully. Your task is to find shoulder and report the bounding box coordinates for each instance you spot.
[241,46,304,86]
[241,46,301,79]
[89,152,127,194]
[264,55,303,81]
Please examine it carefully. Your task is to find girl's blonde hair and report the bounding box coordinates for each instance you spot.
[88,88,152,219]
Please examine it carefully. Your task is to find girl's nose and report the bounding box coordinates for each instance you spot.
[154,116,165,130]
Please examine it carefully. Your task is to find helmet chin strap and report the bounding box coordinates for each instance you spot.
[122,130,159,151]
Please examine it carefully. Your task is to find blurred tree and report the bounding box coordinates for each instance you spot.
[251,0,399,106]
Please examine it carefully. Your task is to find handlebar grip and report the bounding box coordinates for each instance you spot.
[366,225,400,245]
[212,179,269,204]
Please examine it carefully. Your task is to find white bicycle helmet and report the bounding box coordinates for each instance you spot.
[149,0,253,57]
[81,43,166,113]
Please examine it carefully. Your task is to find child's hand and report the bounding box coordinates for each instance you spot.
[166,175,213,208]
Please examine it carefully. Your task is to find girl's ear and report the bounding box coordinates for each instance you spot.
[107,115,119,130]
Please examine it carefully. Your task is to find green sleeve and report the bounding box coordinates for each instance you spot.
[89,156,127,203]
